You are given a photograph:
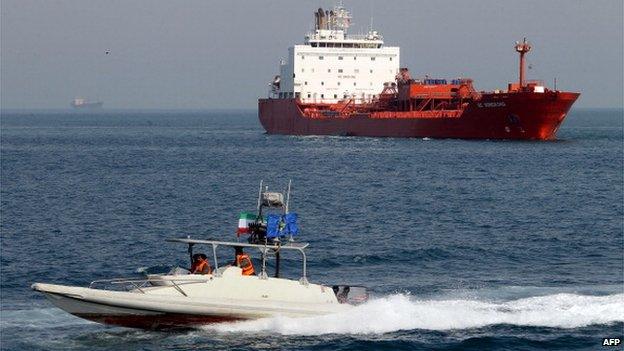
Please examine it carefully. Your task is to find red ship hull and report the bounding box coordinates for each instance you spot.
[258,91,579,140]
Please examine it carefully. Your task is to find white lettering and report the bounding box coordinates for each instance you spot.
[603,338,621,346]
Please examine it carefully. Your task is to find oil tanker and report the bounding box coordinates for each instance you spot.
[258,5,580,140]
[71,98,103,109]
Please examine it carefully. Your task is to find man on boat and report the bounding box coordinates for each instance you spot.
[190,253,212,274]
[233,247,255,276]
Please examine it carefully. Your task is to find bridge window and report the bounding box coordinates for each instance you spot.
[370,69,373,73]
[319,56,324,60]
[321,94,324,98]
[338,56,343,60]
[321,81,324,86]
[389,57,393,61]
[304,81,308,85]
[301,68,305,72]
[354,69,359,73]
[371,57,376,61]
[307,93,311,98]
[328,69,331,73]
[337,82,341,86]
[338,69,343,73]
[353,82,357,86]
[334,94,338,99]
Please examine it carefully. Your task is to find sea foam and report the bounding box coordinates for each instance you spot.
[205,293,624,335]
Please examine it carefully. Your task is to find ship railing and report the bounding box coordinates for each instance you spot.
[89,277,210,296]
[371,110,464,119]
[407,93,455,99]
[300,96,378,106]
[305,32,383,42]
[524,79,544,86]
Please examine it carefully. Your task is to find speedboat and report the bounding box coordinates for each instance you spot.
[32,182,368,329]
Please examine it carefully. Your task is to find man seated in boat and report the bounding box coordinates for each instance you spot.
[233,247,255,276]
[190,253,212,274]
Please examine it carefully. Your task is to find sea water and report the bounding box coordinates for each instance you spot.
[1,108,622,350]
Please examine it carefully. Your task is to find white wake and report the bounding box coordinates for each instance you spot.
[205,293,624,335]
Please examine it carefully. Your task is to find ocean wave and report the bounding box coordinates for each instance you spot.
[0,308,91,329]
[205,292,624,335]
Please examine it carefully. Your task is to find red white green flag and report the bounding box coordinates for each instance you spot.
[237,212,257,236]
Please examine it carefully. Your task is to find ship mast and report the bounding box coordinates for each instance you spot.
[515,38,532,89]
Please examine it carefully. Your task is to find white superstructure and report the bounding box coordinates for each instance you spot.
[271,5,400,104]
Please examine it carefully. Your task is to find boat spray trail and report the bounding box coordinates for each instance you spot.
[205,292,624,335]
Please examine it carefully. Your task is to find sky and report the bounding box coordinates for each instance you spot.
[1,0,622,109]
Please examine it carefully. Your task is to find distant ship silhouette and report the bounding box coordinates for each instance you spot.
[71,98,103,109]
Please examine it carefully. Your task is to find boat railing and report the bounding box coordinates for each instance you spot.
[167,238,310,285]
[89,277,210,296]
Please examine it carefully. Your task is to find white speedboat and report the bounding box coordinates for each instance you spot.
[32,183,368,329]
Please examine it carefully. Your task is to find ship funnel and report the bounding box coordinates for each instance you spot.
[325,10,330,29]
[515,37,532,88]
[317,8,325,30]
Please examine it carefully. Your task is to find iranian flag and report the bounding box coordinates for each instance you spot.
[237,212,256,236]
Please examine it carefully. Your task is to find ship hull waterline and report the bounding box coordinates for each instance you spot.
[259,91,580,140]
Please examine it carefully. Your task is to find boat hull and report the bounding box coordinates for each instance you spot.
[32,274,348,330]
[41,291,241,329]
[258,91,580,140]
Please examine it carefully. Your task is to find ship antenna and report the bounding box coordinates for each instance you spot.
[369,0,374,31]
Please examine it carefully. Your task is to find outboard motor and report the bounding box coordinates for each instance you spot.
[332,285,369,305]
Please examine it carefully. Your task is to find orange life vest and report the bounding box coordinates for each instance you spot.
[235,253,255,276]
[191,259,211,274]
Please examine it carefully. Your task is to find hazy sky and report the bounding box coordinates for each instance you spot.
[1,0,622,109]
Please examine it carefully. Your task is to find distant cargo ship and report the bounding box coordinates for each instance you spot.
[258,5,580,140]
[71,98,103,109]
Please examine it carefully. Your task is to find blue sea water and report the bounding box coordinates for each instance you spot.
[1,108,622,350]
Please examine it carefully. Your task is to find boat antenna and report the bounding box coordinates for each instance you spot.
[256,180,263,213]
[285,179,292,213]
